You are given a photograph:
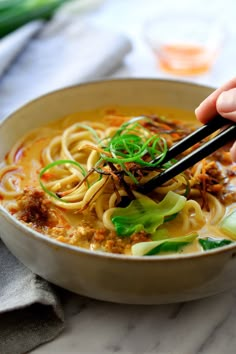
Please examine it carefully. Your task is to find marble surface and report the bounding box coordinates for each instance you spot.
[8,0,236,352]
[32,289,236,354]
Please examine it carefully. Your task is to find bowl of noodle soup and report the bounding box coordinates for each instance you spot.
[0,78,236,304]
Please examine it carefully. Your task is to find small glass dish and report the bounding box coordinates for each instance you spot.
[144,12,225,76]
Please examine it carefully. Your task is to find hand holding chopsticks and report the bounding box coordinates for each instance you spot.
[138,115,236,194]
[195,79,236,162]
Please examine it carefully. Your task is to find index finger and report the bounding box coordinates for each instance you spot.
[195,77,236,124]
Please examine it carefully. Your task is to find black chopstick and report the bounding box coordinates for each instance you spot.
[138,117,236,194]
[150,114,229,166]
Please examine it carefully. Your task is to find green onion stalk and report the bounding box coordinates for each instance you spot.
[0,0,70,37]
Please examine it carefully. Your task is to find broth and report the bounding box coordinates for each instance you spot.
[0,106,235,256]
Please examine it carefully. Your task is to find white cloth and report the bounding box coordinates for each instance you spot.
[0,17,132,119]
[0,21,44,77]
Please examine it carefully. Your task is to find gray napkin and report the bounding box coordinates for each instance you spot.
[0,241,64,354]
[0,17,131,119]
[0,15,131,354]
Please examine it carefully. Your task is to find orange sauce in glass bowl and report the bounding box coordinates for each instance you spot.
[155,43,218,75]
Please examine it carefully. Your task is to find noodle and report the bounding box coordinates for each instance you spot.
[0,107,235,255]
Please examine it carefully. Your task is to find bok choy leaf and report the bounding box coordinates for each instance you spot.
[111,191,186,237]
[220,210,236,239]
[199,237,233,250]
[132,233,198,256]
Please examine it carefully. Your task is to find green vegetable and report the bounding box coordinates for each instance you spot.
[75,123,100,142]
[111,191,186,237]
[39,159,87,202]
[101,116,169,183]
[199,237,233,251]
[0,0,23,12]
[151,228,169,241]
[132,233,198,256]
[220,210,236,239]
[0,0,68,38]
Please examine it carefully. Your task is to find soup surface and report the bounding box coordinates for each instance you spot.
[1,106,236,256]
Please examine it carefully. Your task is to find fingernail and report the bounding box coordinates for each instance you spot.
[195,106,199,115]
[217,90,236,113]
[195,105,201,116]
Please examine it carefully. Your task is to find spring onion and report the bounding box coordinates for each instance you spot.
[75,123,100,142]
[111,191,186,237]
[99,117,170,183]
[0,0,68,38]
[39,159,87,202]
[132,233,198,256]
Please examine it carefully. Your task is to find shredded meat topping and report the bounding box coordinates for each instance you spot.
[50,223,151,254]
[17,188,52,227]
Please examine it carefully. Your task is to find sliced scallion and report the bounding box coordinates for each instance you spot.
[39,159,87,202]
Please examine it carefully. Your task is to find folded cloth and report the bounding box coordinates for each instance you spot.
[0,21,43,78]
[0,17,132,119]
[0,241,64,354]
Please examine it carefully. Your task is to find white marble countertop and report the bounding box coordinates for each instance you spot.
[13,0,236,353]
[33,289,236,354]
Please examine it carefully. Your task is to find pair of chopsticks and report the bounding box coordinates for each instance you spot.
[138,115,236,194]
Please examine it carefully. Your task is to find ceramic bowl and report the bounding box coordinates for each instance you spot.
[1,79,236,304]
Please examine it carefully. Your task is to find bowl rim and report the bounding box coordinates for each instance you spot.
[0,77,216,130]
[2,77,235,262]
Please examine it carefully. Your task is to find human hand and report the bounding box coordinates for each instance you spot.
[195,78,236,161]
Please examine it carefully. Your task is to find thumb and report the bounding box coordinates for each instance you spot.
[216,88,236,122]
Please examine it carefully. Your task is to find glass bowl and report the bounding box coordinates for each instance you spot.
[144,12,225,76]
